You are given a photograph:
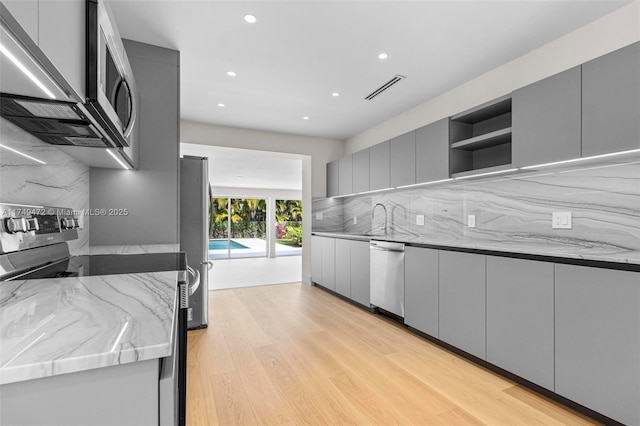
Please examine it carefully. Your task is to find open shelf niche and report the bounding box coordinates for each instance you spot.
[449,95,512,175]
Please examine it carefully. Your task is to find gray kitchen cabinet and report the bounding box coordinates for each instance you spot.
[486,256,554,390]
[338,155,353,196]
[326,160,339,197]
[439,251,486,359]
[350,240,370,307]
[311,236,323,285]
[404,247,439,337]
[321,237,336,291]
[90,41,179,245]
[512,66,581,167]
[369,140,390,191]
[38,0,85,101]
[2,1,38,42]
[555,264,640,425]
[335,238,351,297]
[352,149,370,193]
[415,119,449,183]
[390,131,416,187]
[582,42,640,156]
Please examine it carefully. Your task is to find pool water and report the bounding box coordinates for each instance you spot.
[208,240,249,250]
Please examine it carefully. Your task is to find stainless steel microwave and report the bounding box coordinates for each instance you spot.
[85,0,138,148]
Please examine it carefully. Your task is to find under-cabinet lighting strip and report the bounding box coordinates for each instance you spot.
[521,148,640,170]
[106,149,130,170]
[453,168,519,180]
[0,144,46,164]
[396,178,453,189]
[0,40,56,99]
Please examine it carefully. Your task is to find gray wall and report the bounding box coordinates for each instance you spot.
[90,40,180,245]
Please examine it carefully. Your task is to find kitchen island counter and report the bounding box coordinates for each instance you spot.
[0,270,178,385]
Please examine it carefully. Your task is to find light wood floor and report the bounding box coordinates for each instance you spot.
[187,282,598,426]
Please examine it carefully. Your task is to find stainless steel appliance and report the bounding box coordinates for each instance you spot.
[370,240,405,318]
[0,0,137,166]
[180,155,211,329]
[0,203,191,426]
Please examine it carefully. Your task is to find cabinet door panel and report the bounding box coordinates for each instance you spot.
[352,149,370,193]
[321,237,335,290]
[486,257,554,390]
[390,131,415,187]
[582,42,640,156]
[335,238,351,297]
[338,155,353,196]
[512,66,581,167]
[350,240,370,307]
[39,0,85,100]
[369,141,390,191]
[404,247,438,337]
[311,236,322,285]
[555,264,640,425]
[326,160,339,198]
[415,119,449,183]
[2,0,38,42]
[439,251,486,359]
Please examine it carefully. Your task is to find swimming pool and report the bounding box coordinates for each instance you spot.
[208,239,249,250]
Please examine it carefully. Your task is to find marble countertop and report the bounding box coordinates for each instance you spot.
[312,231,640,266]
[76,244,182,256]
[0,270,178,385]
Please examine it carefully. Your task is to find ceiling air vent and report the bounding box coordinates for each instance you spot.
[364,74,406,100]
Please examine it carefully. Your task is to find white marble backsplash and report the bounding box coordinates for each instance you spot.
[312,197,343,232]
[0,119,90,254]
[315,157,640,259]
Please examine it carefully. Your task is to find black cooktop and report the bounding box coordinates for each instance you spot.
[16,252,187,280]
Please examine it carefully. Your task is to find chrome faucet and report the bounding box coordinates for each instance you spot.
[372,203,388,234]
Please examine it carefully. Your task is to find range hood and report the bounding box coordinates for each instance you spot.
[0,3,135,169]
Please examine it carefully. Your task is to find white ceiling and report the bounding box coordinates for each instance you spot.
[181,143,302,190]
[111,1,630,141]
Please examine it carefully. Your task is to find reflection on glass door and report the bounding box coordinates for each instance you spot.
[275,199,302,257]
[209,197,267,259]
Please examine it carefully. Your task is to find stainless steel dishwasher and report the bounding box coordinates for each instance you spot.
[370,241,405,318]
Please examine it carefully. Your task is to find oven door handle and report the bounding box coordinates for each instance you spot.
[187,266,200,296]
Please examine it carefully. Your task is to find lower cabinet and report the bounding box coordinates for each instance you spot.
[555,264,640,426]
[486,256,554,390]
[335,238,351,297]
[311,236,322,285]
[350,240,370,307]
[321,237,336,291]
[439,251,486,359]
[404,247,439,337]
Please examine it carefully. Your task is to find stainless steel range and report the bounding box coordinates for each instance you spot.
[0,203,191,426]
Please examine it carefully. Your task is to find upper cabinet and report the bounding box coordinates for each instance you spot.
[389,131,415,187]
[512,66,581,167]
[352,149,370,193]
[449,96,512,175]
[2,0,37,41]
[369,140,390,191]
[326,159,339,198]
[415,118,449,183]
[582,42,640,157]
[338,155,353,196]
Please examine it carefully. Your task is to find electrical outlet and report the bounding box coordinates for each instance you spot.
[467,215,476,228]
[353,216,357,225]
[315,212,323,220]
[552,212,572,229]
[416,215,425,226]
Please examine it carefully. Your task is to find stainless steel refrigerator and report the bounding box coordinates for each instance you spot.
[180,155,210,330]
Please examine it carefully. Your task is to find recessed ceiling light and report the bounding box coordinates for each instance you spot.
[217,103,225,107]
[302,116,310,120]
[244,14,257,23]
[332,92,340,97]
[226,71,237,77]
[378,53,389,60]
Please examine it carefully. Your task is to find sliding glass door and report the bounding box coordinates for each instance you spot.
[275,199,303,257]
[209,197,267,259]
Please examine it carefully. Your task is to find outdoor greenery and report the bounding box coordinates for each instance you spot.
[208,198,302,246]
